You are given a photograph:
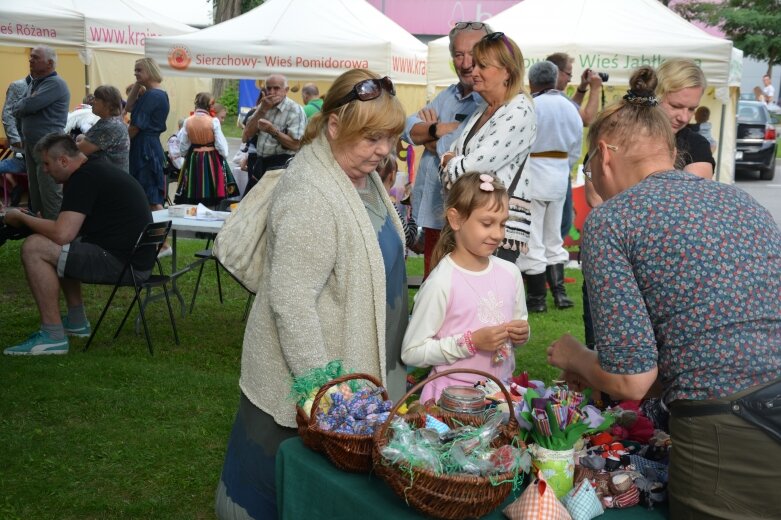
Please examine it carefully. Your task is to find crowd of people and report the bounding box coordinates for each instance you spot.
[1,28,779,520]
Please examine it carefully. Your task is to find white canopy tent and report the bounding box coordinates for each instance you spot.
[146,0,427,84]
[428,0,741,183]
[144,0,429,115]
[0,0,209,143]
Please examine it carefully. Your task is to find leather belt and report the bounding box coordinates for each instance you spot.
[669,400,735,417]
[530,151,568,159]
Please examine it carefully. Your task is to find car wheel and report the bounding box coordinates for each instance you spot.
[759,155,776,181]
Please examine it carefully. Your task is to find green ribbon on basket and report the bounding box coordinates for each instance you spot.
[289,360,359,407]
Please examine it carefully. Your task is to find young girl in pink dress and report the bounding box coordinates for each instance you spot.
[402,172,530,404]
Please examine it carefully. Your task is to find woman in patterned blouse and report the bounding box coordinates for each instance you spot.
[547,66,781,519]
[440,31,536,261]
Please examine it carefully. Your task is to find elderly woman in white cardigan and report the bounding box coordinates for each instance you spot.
[215,69,408,520]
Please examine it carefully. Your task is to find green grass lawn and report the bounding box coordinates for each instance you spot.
[0,242,584,518]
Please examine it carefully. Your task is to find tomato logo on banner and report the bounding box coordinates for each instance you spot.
[168,46,191,70]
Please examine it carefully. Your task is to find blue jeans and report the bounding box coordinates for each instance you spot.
[0,157,25,175]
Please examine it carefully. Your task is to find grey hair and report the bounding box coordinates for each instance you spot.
[528,61,559,89]
[35,46,58,68]
[302,83,319,96]
[267,74,288,88]
[448,22,493,57]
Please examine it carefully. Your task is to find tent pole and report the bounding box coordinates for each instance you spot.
[84,64,90,97]
[716,104,726,182]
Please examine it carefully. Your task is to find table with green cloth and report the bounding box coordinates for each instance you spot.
[276,437,669,519]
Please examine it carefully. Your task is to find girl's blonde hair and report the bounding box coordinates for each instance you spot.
[135,57,163,83]
[472,33,527,103]
[431,172,508,269]
[588,66,675,159]
[377,154,398,183]
[656,58,706,100]
[302,68,405,147]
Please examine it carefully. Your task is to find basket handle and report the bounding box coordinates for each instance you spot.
[376,368,518,441]
[307,372,389,428]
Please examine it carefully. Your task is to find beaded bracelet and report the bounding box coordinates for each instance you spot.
[463,330,477,356]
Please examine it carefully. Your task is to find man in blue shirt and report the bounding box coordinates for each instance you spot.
[402,21,491,277]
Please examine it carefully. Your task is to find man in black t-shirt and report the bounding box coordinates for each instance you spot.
[3,133,152,356]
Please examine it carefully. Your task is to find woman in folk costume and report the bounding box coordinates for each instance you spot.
[175,92,238,206]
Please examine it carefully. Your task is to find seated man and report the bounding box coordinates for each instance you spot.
[3,133,153,356]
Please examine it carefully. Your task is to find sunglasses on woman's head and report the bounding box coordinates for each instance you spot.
[452,21,488,32]
[483,32,515,58]
[332,77,395,109]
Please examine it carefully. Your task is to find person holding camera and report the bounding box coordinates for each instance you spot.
[546,52,604,126]
[546,52,604,243]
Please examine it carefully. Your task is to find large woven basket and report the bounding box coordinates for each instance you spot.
[295,372,389,473]
[372,368,522,520]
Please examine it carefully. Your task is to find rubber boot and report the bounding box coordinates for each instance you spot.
[525,272,548,313]
[547,263,574,309]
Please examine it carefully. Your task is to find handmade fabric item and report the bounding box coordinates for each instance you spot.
[562,479,603,520]
[425,414,450,436]
[212,167,286,292]
[503,477,572,520]
[611,484,640,508]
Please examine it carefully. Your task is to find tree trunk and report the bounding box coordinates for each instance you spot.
[212,0,243,98]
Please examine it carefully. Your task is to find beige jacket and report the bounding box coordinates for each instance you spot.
[239,133,405,428]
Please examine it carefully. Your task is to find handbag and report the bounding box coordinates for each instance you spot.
[212,167,286,293]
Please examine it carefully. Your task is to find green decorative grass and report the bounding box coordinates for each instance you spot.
[0,242,584,518]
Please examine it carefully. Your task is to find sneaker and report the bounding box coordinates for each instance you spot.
[61,315,91,338]
[157,245,173,259]
[4,330,69,356]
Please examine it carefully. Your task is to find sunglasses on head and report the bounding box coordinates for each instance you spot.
[451,21,488,32]
[484,31,515,58]
[332,76,395,109]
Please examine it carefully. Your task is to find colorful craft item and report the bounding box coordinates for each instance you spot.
[425,414,451,436]
[562,479,603,520]
[516,385,615,451]
[316,386,392,435]
[379,410,530,478]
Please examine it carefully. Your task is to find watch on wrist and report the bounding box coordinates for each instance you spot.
[577,86,588,94]
[428,122,438,139]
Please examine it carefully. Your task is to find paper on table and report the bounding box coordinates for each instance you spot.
[185,203,230,221]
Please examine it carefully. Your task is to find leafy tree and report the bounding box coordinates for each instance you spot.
[210,0,264,98]
[675,0,781,75]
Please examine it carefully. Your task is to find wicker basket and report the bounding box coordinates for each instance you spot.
[294,372,389,473]
[372,368,523,520]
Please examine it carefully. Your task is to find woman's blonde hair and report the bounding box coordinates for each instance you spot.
[431,172,509,269]
[135,57,163,83]
[656,58,706,100]
[302,69,405,146]
[588,66,675,160]
[472,33,527,103]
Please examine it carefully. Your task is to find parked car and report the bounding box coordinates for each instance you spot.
[735,100,777,180]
